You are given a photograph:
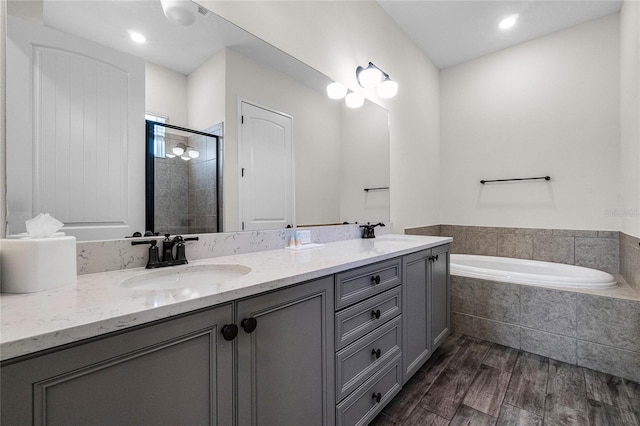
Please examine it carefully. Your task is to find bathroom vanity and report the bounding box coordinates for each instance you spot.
[0,235,451,425]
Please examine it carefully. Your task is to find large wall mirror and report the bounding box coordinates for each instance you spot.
[5,0,390,241]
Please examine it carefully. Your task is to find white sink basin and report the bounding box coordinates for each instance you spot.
[121,264,251,291]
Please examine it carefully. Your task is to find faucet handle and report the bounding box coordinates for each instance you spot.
[131,240,161,268]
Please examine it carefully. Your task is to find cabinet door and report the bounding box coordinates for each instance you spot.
[431,245,451,350]
[401,249,431,384]
[236,276,335,426]
[1,304,234,426]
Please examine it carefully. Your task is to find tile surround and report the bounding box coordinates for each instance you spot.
[620,232,640,293]
[450,275,640,383]
[405,224,621,274]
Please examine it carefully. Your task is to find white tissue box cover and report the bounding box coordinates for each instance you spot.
[1,236,77,293]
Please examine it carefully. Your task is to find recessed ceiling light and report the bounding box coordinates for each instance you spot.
[499,14,519,30]
[129,31,146,43]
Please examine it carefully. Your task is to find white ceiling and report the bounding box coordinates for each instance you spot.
[36,0,330,92]
[378,0,623,69]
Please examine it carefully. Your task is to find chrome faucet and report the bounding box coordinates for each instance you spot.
[132,234,199,269]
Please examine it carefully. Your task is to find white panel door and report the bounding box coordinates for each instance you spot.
[239,102,293,231]
[6,16,144,240]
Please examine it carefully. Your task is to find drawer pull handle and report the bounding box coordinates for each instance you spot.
[372,348,381,359]
[241,317,258,333]
[371,309,381,319]
[370,275,381,285]
[221,324,239,341]
[372,392,382,403]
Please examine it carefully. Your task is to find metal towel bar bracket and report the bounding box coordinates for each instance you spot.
[480,176,550,184]
[364,187,390,192]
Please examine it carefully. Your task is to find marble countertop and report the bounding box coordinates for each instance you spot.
[0,235,452,361]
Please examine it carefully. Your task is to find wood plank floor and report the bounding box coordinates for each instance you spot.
[371,333,640,426]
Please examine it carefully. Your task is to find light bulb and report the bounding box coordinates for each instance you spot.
[181,155,191,161]
[326,81,348,100]
[128,30,146,44]
[357,63,383,88]
[499,14,519,30]
[377,77,398,99]
[165,153,176,158]
[188,149,200,158]
[172,145,185,156]
[345,91,364,108]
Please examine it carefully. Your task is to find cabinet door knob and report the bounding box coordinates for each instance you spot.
[221,324,238,341]
[370,275,381,285]
[372,392,382,403]
[241,317,258,333]
[371,309,381,319]
[371,348,381,359]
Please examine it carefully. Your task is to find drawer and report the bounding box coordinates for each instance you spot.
[336,316,401,402]
[335,258,401,309]
[335,287,401,350]
[336,354,402,426]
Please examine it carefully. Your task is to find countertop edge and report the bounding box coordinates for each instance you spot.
[1,236,452,362]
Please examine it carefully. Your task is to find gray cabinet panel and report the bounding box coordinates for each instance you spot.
[431,245,450,350]
[335,286,401,350]
[402,249,431,383]
[236,276,335,426]
[1,304,234,426]
[335,258,401,309]
[336,315,401,401]
[335,355,402,426]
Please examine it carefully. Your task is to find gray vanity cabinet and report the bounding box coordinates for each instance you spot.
[0,304,235,426]
[236,275,335,426]
[430,244,451,350]
[401,244,450,384]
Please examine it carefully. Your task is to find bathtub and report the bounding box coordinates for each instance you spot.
[450,254,617,289]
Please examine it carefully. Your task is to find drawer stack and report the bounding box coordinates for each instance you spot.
[334,258,403,426]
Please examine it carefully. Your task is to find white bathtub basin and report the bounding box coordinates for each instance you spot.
[121,264,251,291]
[450,254,617,289]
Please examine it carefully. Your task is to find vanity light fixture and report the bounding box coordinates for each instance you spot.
[128,30,146,44]
[499,14,519,30]
[377,76,399,99]
[170,143,199,160]
[172,143,186,156]
[355,62,398,98]
[187,148,200,159]
[165,153,176,158]
[345,91,365,108]
[326,81,348,100]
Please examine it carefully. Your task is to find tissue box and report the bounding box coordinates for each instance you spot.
[1,236,77,293]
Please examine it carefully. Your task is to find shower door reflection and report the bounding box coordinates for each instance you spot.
[146,121,222,235]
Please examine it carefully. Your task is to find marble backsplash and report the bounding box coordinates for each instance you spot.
[77,224,389,275]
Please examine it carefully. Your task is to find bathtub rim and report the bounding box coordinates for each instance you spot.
[450,254,618,289]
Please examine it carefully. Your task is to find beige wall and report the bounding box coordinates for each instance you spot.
[223,48,342,230]
[440,14,621,231]
[198,0,441,233]
[187,50,226,132]
[1,0,6,240]
[145,62,188,127]
[620,0,640,239]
